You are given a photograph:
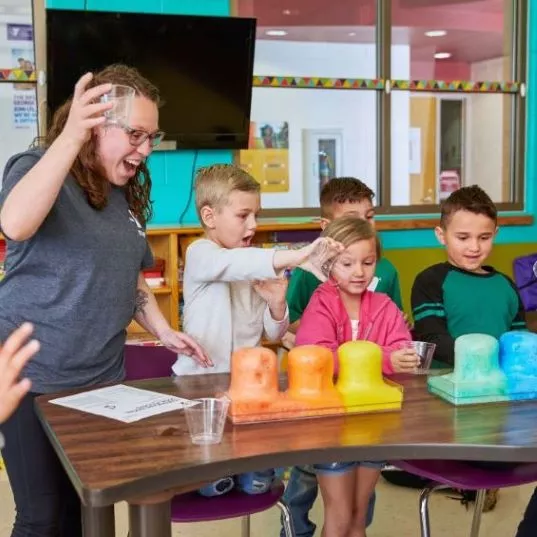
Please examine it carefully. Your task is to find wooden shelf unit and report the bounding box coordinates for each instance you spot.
[127,219,322,338]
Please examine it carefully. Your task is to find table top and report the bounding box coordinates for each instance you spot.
[35,374,537,507]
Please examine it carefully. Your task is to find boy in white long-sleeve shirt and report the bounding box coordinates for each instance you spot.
[173,163,338,376]
[173,164,340,498]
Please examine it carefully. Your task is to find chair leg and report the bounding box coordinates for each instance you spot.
[419,484,451,537]
[241,514,251,537]
[277,500,296,537]
[469,490,487,537]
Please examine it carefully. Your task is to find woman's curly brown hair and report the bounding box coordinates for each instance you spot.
[44,64,161,226]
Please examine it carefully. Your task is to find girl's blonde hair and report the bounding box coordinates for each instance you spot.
[321,216,381,258]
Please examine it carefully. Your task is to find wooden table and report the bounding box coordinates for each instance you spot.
[35,374,537,537]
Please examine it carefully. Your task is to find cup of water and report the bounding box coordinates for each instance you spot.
[184,397,230,445]
[100,84,135,125]
[404,341,437,374]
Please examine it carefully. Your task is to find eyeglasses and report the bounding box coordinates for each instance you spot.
[120,124,165,148]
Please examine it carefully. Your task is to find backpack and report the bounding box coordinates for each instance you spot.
[513,253,537,311]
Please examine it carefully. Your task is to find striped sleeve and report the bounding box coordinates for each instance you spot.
[504,274,527,331]
[411,264,455,366]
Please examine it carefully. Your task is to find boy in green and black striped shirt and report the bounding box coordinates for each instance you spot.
[411,185,526,511]
[412,185,526,367]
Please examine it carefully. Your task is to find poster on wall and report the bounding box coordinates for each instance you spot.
[10,47,37,128]
[11,47,34,73]
[13,91,37,128]
[6,24,33,42]
[239,121,290,193]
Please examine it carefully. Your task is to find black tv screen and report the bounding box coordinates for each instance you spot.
[45,10,256,150]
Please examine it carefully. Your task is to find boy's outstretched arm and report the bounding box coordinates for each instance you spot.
[189,237,343,283]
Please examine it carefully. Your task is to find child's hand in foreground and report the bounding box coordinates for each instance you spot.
[0,323,39,424]
[253,278,288,321]
[297,237,345,281]
[390,347,420,373]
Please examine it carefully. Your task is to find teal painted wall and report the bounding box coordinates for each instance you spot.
[46,0,233,225]
[46,0,537,248]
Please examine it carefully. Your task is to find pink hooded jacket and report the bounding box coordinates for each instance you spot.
[295,282,412,375]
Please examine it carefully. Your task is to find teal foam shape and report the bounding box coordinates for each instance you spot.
[427,373,509,405]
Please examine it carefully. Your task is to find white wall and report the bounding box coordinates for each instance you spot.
[467,57,506,202]
[251,40,410,209]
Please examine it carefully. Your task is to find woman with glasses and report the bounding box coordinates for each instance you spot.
[0,64,210,537]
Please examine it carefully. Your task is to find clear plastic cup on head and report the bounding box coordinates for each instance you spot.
[100,84,135,126]
[402,341,437,374]
[184,397,230,445]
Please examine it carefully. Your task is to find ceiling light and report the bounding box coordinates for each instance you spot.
[348,32,357,37]
[434,52,452,59]
[266,30,288,37]
[425,30,447,38]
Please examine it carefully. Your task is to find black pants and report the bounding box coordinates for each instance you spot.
[0,392,82,537]
[516,487,537,537]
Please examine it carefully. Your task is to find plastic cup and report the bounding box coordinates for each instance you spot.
[404,341,437,374]
[307,239,341,279]
[100,84,135,125]
[184,397,230,445]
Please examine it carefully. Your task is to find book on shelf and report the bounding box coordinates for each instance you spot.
[146,277,166,288]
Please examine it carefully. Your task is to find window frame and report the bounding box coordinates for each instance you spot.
[239,0,528,220]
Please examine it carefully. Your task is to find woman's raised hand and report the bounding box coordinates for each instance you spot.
[60,72,114,146]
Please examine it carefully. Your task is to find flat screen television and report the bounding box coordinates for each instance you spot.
[45,9,256,150]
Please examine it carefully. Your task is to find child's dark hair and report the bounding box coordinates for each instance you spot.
[320,177,374,219]
[440,185,497,228]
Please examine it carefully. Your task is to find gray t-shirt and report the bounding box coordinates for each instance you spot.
[0,148,153,393]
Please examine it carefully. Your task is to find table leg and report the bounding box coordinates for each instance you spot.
[82,505,115,537]
[128,500,171,537]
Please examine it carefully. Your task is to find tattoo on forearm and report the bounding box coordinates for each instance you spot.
[135,289,149,315]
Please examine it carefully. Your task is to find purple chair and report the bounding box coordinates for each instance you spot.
[393,460,537,537]
[123,344,295,537]
[170,480,294,537]
[124,344,177,380]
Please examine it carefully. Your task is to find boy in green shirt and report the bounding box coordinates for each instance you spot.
[281,177,403,537]
[287,177,402,327]
[412,185,526,512]
[412,185,525,365]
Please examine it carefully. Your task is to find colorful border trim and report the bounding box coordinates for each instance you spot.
[253,76,520,94]
[390,79,520,93]
[253,76,385,90]
[0,69,37,82]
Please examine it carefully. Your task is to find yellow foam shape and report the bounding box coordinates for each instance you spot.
[336,341,403,412]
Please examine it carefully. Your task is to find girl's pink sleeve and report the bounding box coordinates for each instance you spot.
[381,302,412,375]
[295,292,339,357]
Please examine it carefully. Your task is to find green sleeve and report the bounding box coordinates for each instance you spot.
[505,275,527,331]
[286,268,321,323]
[412,263,455,366]
[389,271,403,310]
[377,258,403,310]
